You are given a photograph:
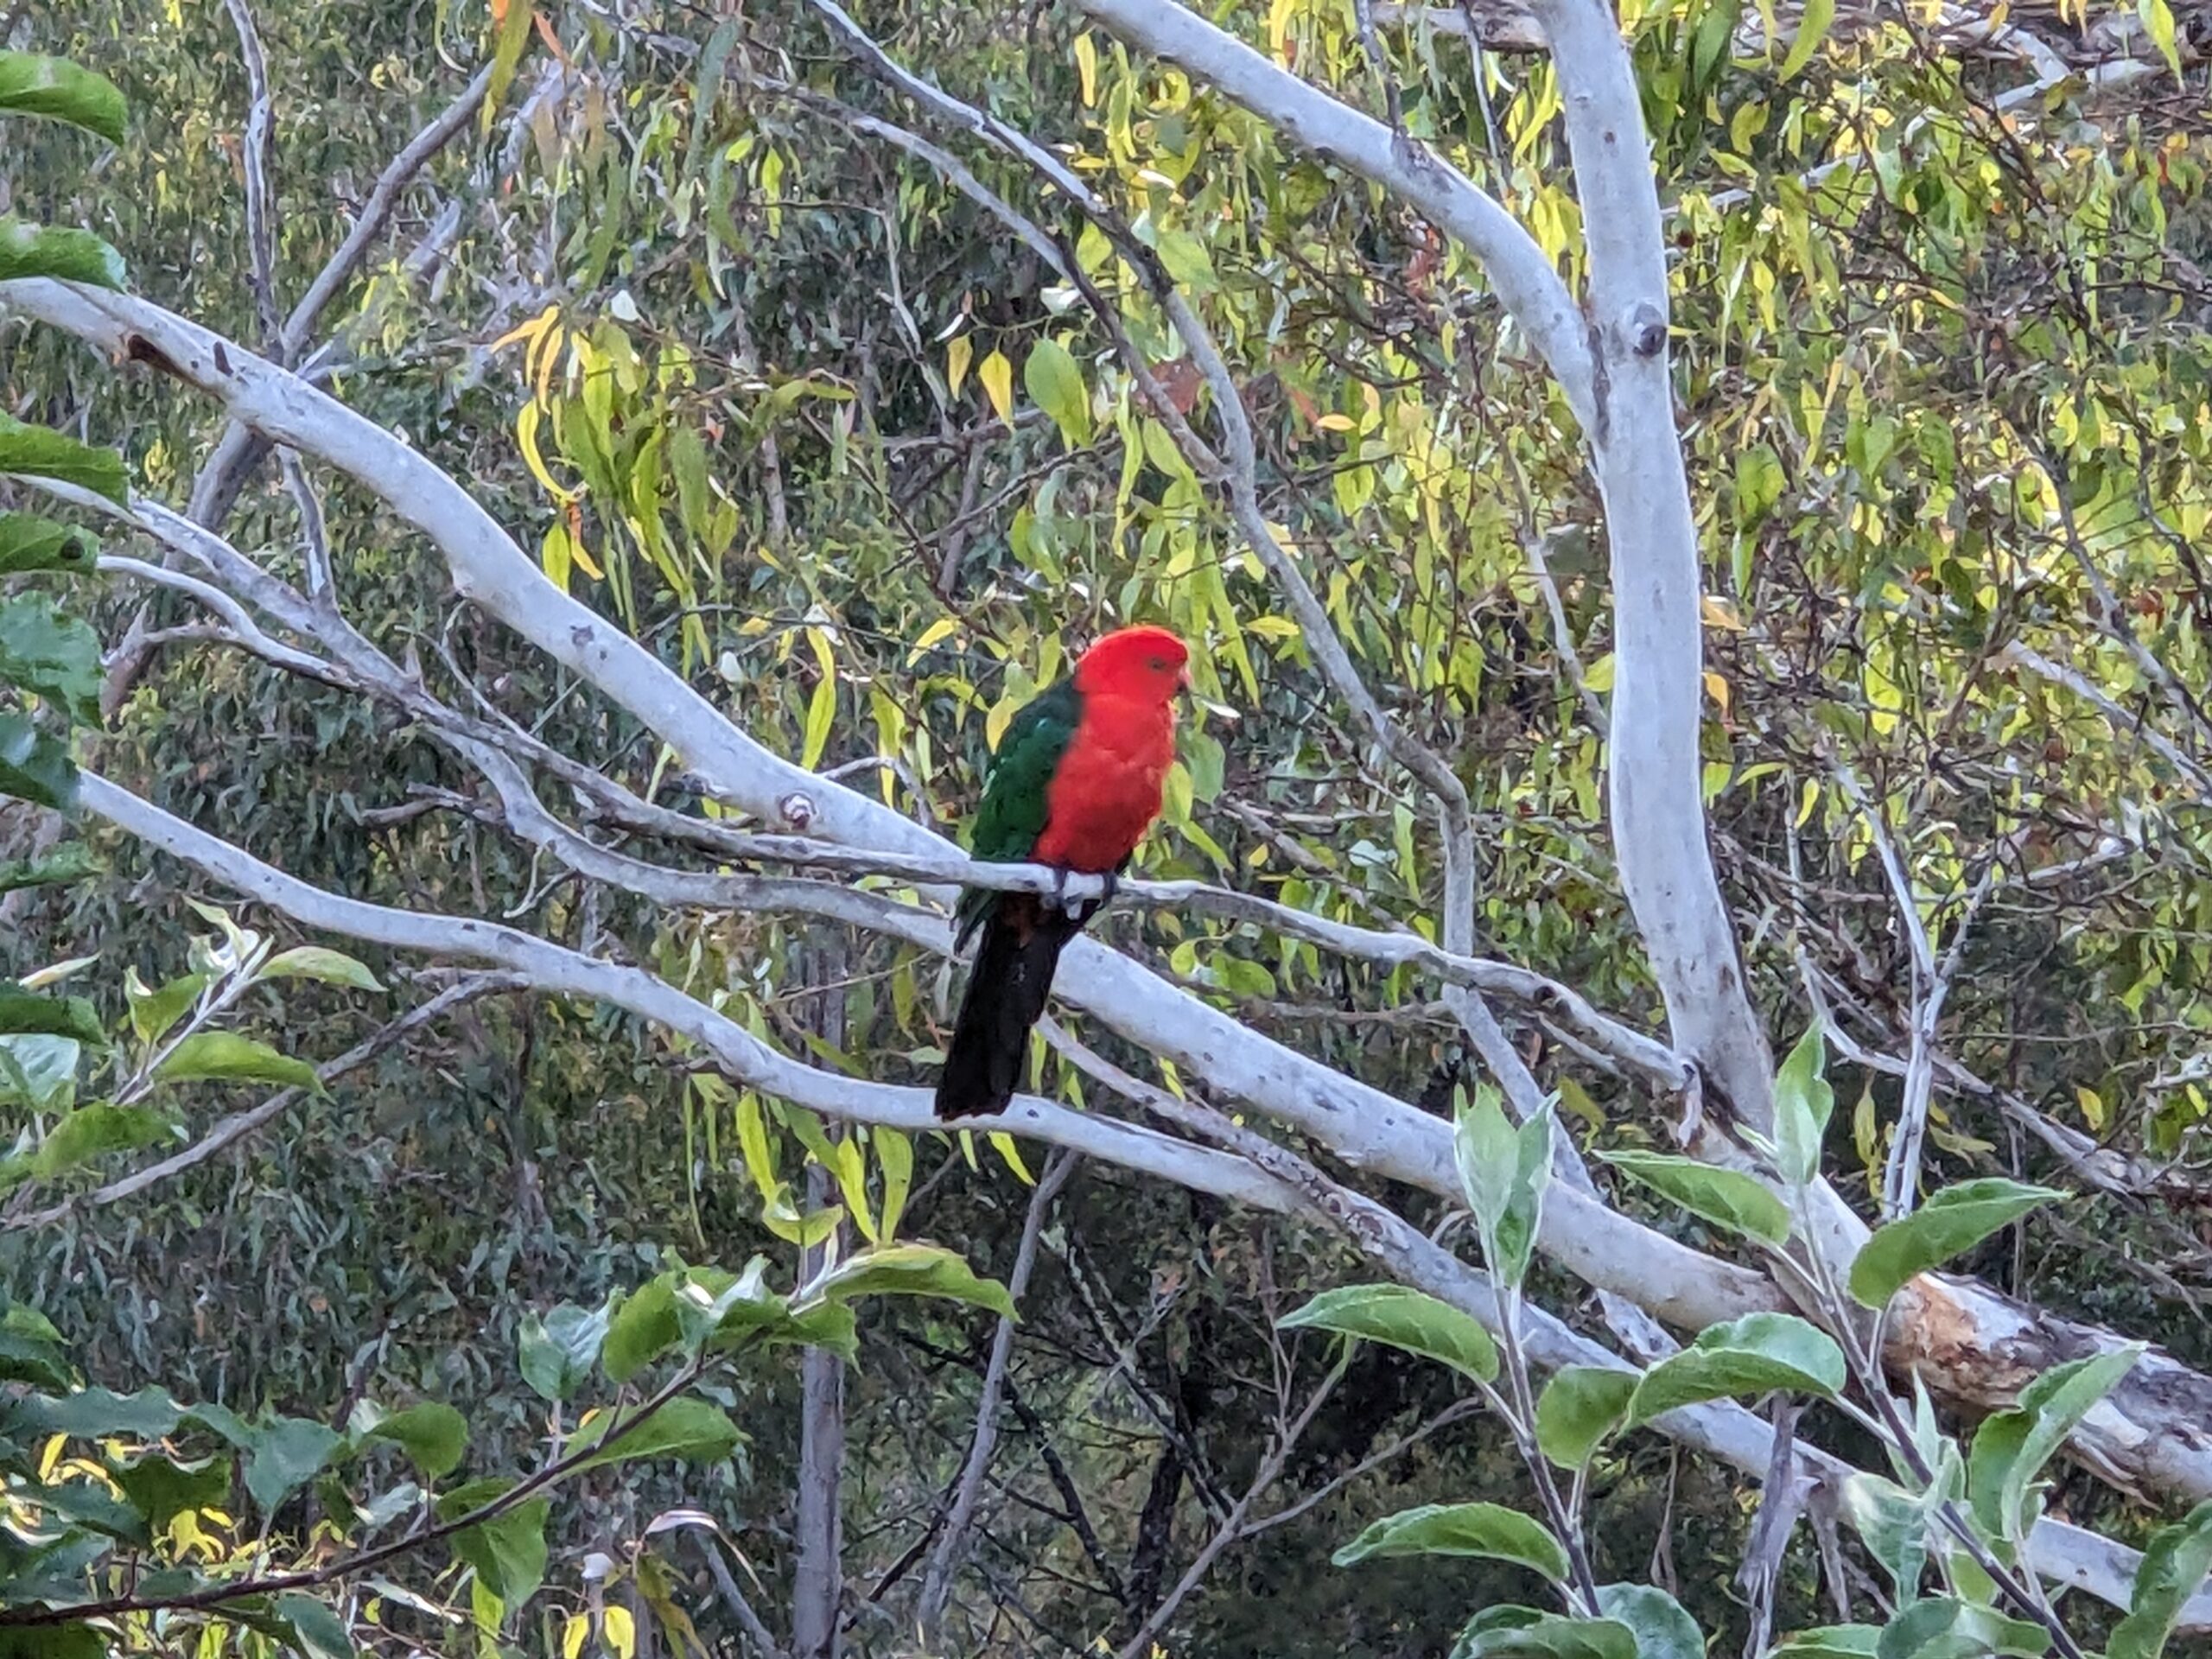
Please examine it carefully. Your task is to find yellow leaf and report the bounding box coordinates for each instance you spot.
[561,1614,589,1659]
[1315,412,1355,432]
[979,349,1014,424]
[570,537,604,581]
[802,626,837,771]
[2075,1084,2107,1132]
[1796,778,1820,828]
[1700,594,1746,632]
[515,403,579,505]
[989,1131,1034,1185]
[1074,31,1098,105]
[834,1136,878,1244]
[1580,652,1616,693]
[876,1128,913,1241]
[602,1605,637,1659]
[909,615,960,664]
[489,302,559,354]
[1702,670,1732,717]
[737,1091,779,1207]
[540,523,573,594]
[947,334,973,399]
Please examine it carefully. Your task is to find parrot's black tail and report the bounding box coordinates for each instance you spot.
[935,893,1082,1119]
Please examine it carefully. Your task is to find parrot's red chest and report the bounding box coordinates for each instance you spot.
[1033,692,1176,872]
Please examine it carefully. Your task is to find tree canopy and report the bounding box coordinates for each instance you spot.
[2,0,2210,1654]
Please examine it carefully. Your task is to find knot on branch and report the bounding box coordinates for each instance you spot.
[1624,301,1668,359]
[779,791,818,830]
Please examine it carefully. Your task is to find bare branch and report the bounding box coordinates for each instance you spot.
[916,1150,1080,1638]
[219,0,280,348]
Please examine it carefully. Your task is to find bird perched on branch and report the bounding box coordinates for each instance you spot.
[934,625,1191,1119]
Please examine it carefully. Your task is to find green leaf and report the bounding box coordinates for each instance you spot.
[1154,228,1219,294]
[1598,1150,1791,1246]
[36,1476,149,1543]
[360,1402,468,1479]
[125,969,206,1045]
[2109,1498,2212,1659]
[1332,1502,1570,1583]
[30,1101,173,1179]
[1843,1472,1934,1602]
[0,1301,67,1389]
[257,946,384,992]
[518,1304,609,1402]
[0,842,99,893]
[0,414,127,505]
[0,713,75,810]
[0,219,124,288]
[1535,1367,1637,1468]
[2138,0,2183,77]
[1847,1179,2066,1309]
[1872,1596,2050,1659]
[0,52,126,142]
[1023,338,1093,447]
[1771,1629,1882,1657]
[1772,1025,1833,1187]
[440,1479,549,1610]
[1452,1611,1637,1659]
[1593,1585,1704,1659]
[1624,1312,1844,1427]
[111,1451,230,1530]
[0,513,96,576]
[1280,1283,1497,1382]
[0,983,104,1045]
[0,1031,80,1109]
[1453,1087,1552,1289]
[1776,0,1834,79]
[5,1384,181,1439]
[272,1593,353,1659]
[800,1242,1018,1320]
[603,1276,681,1383]
[152,1032,321,1092]
[235,1416,345,1512]
[484,0,536,127]
[0,1626,106,1659]
[672,1259,788,1353]
[781,1299,859,1359]
[563,1397,744,1473]
[1968,1345,2143,1541]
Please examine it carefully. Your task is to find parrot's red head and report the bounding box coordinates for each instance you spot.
[1073,625,1191,702]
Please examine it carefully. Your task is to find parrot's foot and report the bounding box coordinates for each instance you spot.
[1047,868,1114,920]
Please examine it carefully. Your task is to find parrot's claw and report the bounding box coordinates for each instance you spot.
[1098,871,1119,908]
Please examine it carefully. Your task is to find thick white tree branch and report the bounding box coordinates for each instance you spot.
[77,773,1296,1217]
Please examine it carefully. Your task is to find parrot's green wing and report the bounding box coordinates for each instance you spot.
[955,679,1080,945]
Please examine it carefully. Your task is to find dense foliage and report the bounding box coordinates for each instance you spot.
[2,0,2210,1653]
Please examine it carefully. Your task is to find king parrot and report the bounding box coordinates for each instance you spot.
[934,625,1191,1118]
